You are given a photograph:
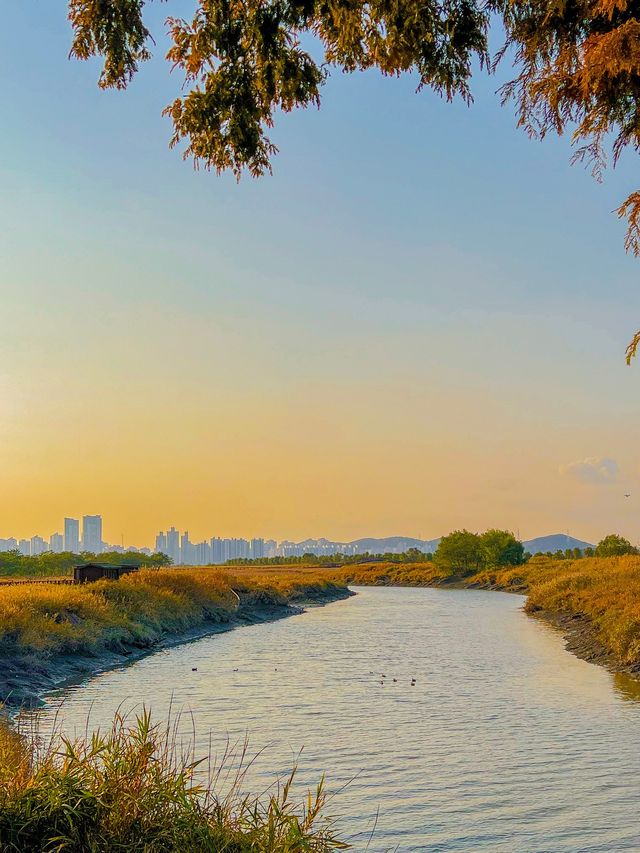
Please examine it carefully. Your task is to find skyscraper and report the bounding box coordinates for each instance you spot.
[166,527,180,565]
[210,537,224,564]
[195,541,212,565]
[82,515,103,554]
[64,517,80,553]
[180,531,196,565]
[30,535,47,556]
[155,531,168,554]
[49,532,64,553]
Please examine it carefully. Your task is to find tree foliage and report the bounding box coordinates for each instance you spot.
[435,528,526,574]
[0,550,171,578]
[480,529,525,567]
[228,547,434,566]
[62,2,640,278]
[434,529,484,575]
[594,533,638,557]
[47,1,640,359]
[68,0,488,178]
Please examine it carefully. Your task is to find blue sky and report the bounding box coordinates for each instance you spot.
[1,2,639,545]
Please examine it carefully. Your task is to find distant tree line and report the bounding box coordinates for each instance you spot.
[0,550,171,578]
[536,534,638,562]
[226,547,434,567]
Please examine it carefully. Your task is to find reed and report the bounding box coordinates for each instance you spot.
[0,709,347,851]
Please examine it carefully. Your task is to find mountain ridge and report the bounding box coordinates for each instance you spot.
[288,533,594,555]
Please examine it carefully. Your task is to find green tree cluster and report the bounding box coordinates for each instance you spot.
[0,550,171,578]
[531,537,639,561]
[434,529,525,576]
[594,534,638,558]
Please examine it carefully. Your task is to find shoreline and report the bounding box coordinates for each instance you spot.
[4,569,638,711]
[528,606,640,679]
[1,585,355,710]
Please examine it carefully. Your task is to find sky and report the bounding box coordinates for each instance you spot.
[1,3,639,548]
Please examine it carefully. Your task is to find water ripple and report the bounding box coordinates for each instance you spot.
[27,586,640,851]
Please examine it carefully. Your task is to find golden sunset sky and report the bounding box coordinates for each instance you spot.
[1,4,639,547]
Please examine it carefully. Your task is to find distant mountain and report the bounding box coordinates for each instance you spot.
[349,536,440,554]
[522,534,593,555]
[287,532,593,558]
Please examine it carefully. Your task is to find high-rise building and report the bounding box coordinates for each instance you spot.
[82,515,103,554]
[49,532,64,553]
[64,517,80,553]
[210,537,223,564]
[18,539,30,556]
[251,538,265,560]
[195,541,212,565]
[166,527,180,565]
[155,531,168,554]
[0,538,17,553]
[180,531,197,565]
[30,535,47,556]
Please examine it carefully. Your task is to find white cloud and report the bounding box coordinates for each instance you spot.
[559,457,619,485]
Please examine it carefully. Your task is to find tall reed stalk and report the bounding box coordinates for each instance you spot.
[0,709,348,851]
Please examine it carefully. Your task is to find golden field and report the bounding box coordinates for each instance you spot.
[0,568,348,659]
[3,558,640,670]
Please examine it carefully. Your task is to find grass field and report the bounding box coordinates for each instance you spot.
[5,556,638,669]
[0,567,349,659]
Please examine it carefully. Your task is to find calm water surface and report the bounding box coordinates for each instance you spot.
[28,587,640,851]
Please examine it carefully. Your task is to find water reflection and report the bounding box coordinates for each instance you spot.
[612,671,640,703]
[26,587,640,851]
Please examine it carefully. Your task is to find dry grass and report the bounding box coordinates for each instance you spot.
[228,561,445,587]
[480,555,640,666]
[0,710,347,851]
[0,568,349,659]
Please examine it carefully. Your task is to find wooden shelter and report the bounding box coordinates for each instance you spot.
[73,563,140,583]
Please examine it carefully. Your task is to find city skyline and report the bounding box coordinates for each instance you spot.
[0,513,363,561]
[0,514,141,558]
[0,512,604,563]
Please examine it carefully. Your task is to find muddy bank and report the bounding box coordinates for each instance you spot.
[1,586,354,709]
[525,606,640,678]
[443,577,640,678]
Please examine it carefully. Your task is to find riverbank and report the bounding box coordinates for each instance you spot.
[0,569,353,708]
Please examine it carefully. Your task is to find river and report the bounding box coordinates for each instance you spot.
[26,587,640,851]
